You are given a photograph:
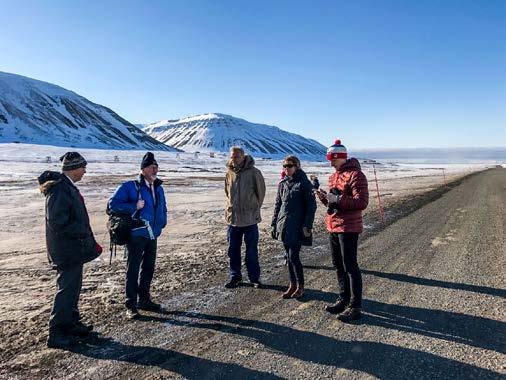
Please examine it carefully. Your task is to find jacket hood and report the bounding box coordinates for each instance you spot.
[338,158,361,172]
[38,171,63,195]
[227,155,255,171]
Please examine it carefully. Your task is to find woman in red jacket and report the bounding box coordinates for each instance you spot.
[315,139,369,322]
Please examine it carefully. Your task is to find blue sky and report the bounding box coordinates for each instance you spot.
[1,0,505,149]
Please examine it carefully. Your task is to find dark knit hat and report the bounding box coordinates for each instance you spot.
[140,152,158,169]
[60,152,87,171]
[326,139,347,160]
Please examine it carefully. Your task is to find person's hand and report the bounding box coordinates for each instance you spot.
[270,226,277,240]
[136,200,145,210]
[303,227,312,238]
[326,192,339,204]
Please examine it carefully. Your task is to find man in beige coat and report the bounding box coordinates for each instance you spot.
[224,146,266,288]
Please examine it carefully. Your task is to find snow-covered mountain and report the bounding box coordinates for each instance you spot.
[0,71,176,151]
[142,113,326,159]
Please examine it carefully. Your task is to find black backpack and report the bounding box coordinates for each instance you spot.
[106,181,143,263]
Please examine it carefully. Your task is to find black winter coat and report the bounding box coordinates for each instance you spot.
[271,169,317,246]
[38,171,100,269]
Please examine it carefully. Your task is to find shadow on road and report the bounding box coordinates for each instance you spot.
[263,285,504,354]
[66,335,282,380]
[303,264,334,271]
[362,269,506,298]
[362,299,505,354]
[167,310,501,379]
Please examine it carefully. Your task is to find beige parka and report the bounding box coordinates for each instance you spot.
[225,155,266,227]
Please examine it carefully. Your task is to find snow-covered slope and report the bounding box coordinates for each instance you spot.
[0,71,176,151]
[143,113,326,159]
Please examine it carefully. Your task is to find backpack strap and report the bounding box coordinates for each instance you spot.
[133,180,142,200]
[131,180,142,218]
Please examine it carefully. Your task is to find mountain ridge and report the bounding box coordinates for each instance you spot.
[142,113,326,159]
[0,71,177,151]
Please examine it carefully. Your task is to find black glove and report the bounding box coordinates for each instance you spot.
[327,187,341,215]
[270,226,277,240]
[330,187,342,196]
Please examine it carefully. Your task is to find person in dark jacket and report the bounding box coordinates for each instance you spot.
[271,156,317,299]
[310,175,320,190]
[315,139,369,322]
[38,152,102,348]
[108,152,168,319]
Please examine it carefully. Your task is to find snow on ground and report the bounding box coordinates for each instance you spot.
[0,142,499,265]
[0,143,500,183]
[0,142,498,259]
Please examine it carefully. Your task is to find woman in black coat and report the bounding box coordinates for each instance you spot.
[271,156,317,299]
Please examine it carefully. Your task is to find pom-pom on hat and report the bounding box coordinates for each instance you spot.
[140,152,158,169]
[60,152,87,171]
[326,139,347,161]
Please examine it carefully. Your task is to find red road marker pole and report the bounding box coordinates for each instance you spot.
[442,168,447,187]
[373,164,385,224]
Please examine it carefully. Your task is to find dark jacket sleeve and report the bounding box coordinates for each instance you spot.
[338,171,369,211]
[47,186,87,239]
[271,183,282,227]
[303,180,317,229]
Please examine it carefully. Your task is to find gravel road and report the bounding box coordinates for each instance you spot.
[2,168,504,379]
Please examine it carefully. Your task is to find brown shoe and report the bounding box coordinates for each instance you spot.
[291,286,304,299]
[282,284,296,299]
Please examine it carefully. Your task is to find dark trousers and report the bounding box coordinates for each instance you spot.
[284,244,304,287]
[330,232,362,308]
[125,236,157,309]
[49,264,83,329]
[227,224,260,282]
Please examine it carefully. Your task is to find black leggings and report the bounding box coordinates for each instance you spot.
[284,244,304,287]
[330,233,362,308]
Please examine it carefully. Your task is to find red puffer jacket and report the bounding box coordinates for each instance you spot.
[325,158,369,233]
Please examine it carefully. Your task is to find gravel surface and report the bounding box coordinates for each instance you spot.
[1,168,504,379]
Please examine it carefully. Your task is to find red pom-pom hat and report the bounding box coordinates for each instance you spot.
[326,139,348,160]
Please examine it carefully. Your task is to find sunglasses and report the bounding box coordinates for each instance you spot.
[283,163,295,168]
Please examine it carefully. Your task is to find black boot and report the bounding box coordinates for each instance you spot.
[138,299,163,312]
[325,299,348,314]
[224,278,242,289]
[63,321,93,336]
[337,307,362,322]
[47,328,80,348]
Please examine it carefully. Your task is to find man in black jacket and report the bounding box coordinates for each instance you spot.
[38,152,102,348]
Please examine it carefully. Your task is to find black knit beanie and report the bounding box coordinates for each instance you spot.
[141,152,158,169]
[60,152,87,171]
